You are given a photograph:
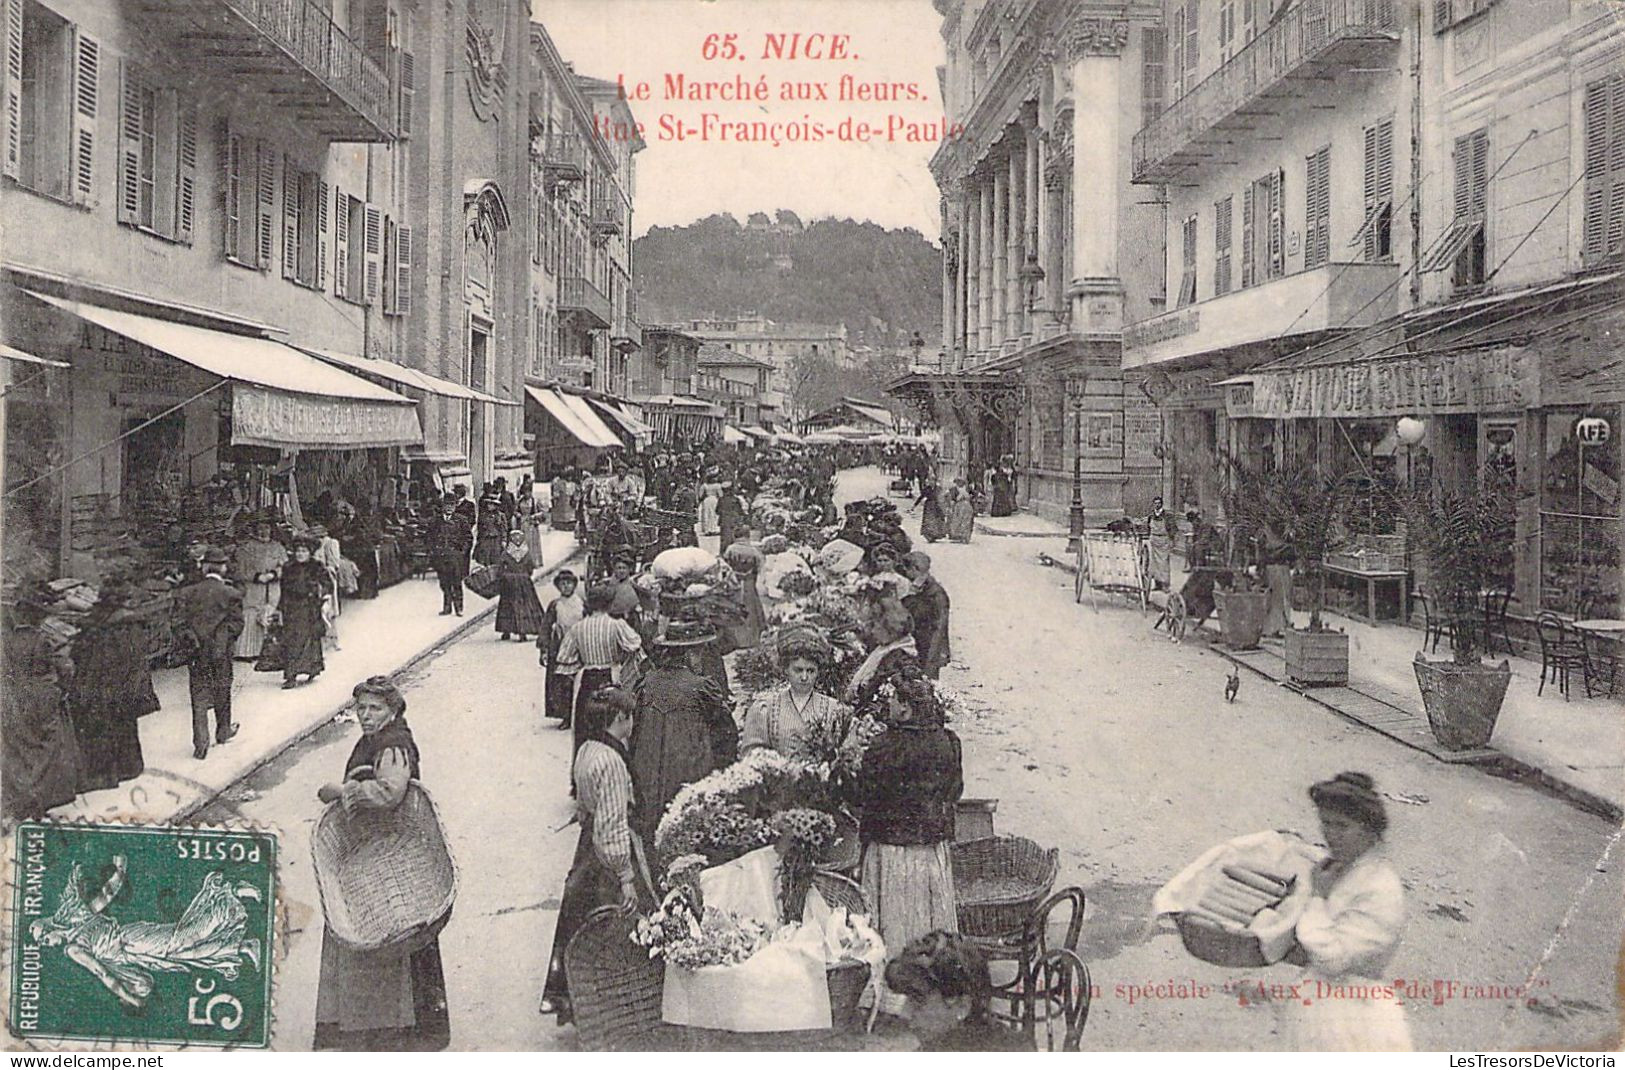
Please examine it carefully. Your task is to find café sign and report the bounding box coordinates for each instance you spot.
[1248,348,1539,419]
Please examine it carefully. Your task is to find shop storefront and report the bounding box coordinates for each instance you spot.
[525,384,623,476]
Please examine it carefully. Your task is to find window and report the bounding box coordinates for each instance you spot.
[1304,145,1330,269]
[1434,0,1495,34]
[1182,0,1199,95]
[1177,213,1197,307]
[1358,117,1394,261]
[223,128,274,267]
[1037,394,1065,469]
[116,61,196,242]
[333,191,381,304]
[382,215,411,315]
[1141,27,1165,125]
[4,0,95,203]
[281,162,327,288]
[1213,195,1232,296]
[1218,0,1235,63]
[397,48,413,136]
[1169,7,1184,101]
[1241,170,1283,287]
[1422,128,1488,282]
[1582,74,1625,266]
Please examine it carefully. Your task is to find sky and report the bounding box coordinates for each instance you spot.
[533,0,949,239]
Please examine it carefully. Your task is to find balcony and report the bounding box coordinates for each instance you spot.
[559,277,612,330]
[142,0,394,141]
[1132,0,1400,185]
[592,208,623,241]
[543,132,587,191]
[612,315,642,353]
[1121,260,1400,366]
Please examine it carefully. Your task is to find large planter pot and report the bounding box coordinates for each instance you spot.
[1284,627,1350,687]
[1215,589,1269,650]
[1412,653,1512,751]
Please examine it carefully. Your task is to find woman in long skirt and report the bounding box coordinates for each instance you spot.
[540,688,650,1024]
[857,673,962,1015]
[65,585,155,790]
[3,599,83,818]
[539,571,585,721]
[494,531,546,641]
[917,480,948,544]
[232,519,286,659]
[277,540,328,688]
[549,471,577,530]
[946,480,975,544]
[314,677,450,1050]
[517,476,545,563]
[473,485,506,566]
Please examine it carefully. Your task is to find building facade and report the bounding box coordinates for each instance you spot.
[696,343,771,427]
[890,0,1165,526]
[1128,0,1625,620]
[685,314,849,421]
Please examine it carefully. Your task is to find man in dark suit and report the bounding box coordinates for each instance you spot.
[174,547,244,760]
[428,495,473,616]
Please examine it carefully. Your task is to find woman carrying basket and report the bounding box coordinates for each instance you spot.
[313,677,450,1051]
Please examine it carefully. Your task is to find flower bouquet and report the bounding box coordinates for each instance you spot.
[632,885,771,969]
[788,707,886,807]
[654,749,814,867]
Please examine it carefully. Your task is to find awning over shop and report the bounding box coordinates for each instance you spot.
[525,386,621,449]
[0,342,68,368]
[26,290,422,448]
[641,394,725,417]
[722,425,748,444]
[742,425,773,440]
[585,396,655,447]
[300,346,518,406]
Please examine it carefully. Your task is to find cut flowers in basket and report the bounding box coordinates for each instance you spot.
[655,749,813,866]
[632,885,770,970]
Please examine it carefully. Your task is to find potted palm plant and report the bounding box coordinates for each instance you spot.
[1214,457,1275,651]
[1266,463,1354,686]
[1399,477,1515,750]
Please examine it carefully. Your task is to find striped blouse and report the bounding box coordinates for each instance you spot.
[741,686,849,756]
[574,740,636,882]
[557,612,643,673]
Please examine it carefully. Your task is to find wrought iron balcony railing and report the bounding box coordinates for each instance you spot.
[1133,0,1399,184]
[214,0,394,140]
[560,277,612,330]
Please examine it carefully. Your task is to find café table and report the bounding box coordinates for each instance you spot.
[1572,619,1625,636]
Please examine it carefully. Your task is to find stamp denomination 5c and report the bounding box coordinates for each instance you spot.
[8,822,276,1048]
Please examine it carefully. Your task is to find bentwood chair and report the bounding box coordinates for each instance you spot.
[1415,591,1455,654]
[1023,948,1092,1052]
[986,887,1086,1033]
[1580,628,1621,699]
[1482,589,1515,656]
[1536,612,1588,701]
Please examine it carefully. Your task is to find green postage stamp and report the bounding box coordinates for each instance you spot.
[8,822,276,1048]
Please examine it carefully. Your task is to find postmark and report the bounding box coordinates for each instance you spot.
[8,822,276,1049]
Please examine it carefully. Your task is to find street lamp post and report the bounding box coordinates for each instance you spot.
[1066,375,1088,554]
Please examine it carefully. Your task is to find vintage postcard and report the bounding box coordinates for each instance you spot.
[1,0,1622,1056]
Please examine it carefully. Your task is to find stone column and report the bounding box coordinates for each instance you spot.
[957,195,971,367]
[979,179,995,354]
[991,162,1007,352]
[1007,145,1025,345]
[940,198,954,362]
[1026,123,1043,334]
[1044,153,1069,321]
[1069,18,1129,333]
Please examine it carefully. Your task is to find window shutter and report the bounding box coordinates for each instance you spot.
[152,89,177,238]
[1606,77,1625,259]
[116,60,142,225]
[1583,78,1610,262]
[395,223,412,316]
[363,202,382,303]
[70,30,97,205]
[1141,28,1165,125]
[254,141,275,268]
[1214,195,1232,295]
[3,0,20,180]
[1268,169,1284,278]
[1184,0,1199,87]
[174,101,196,242]
[1241,183,1254,288]
[221,123,240,259]
[398,50,414,136]
[316,178,329,289]
[1433,0,1452,31]
[281,155,299,279]
[382,215,396,313]
[1469,129,1488,218]
[1452,131,1473,217]
[333,186,349,298]
[1305,146,1330,269]
[1170,9,1184,99]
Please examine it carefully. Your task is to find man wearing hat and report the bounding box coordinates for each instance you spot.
[427,494,473,616]
[173,547,244,759]
[628,621,736,846]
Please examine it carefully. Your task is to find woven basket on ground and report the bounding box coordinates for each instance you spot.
[311,781,457,953]
[1173,913,1267,967]
[567,905,687,1051]
[951,836,1060,938]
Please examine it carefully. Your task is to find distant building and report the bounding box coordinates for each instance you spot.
[802,397,897,435]
[696,343,771,427]
[635,326,722,443]
[684,314,850,419]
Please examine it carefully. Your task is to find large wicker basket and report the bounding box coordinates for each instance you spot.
[1173,912,1267,967]
[951,836,1059,938]
[825,959,871,1032]
[311,780,458,953]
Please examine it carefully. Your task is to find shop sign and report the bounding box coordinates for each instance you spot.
[1576,417,1611,446]
[1123,308,1201,351]
[1124,393,1162,467]
[1226,382,1255,418]
[232,386,422,449]
[1249,348,1539,418]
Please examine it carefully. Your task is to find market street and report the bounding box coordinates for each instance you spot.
[205,468,1623,1051]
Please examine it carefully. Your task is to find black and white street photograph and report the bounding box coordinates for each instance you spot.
[2,0,1623,1056]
